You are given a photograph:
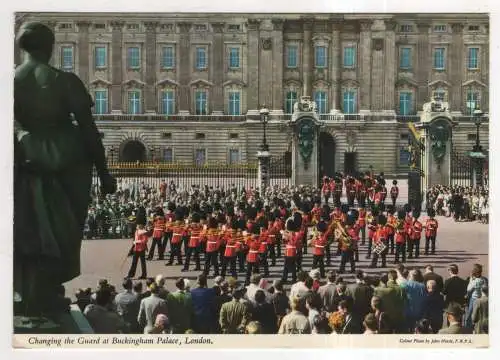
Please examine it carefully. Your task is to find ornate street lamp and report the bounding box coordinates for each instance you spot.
[473,108,484,152]
[469,108,486,187]
[109,146,115,163]
[259,106,270,152]
[149,146,155,162]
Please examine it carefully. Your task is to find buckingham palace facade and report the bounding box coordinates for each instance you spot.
[14,13,489,176]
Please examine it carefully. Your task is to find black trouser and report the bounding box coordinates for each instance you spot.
[388,234,395,254]
[425,235,436,254]
[218,245,226,265]
[268,243,277,266]
[282,257,297,283]
[334,193,342,207]
[204,251,220,276]
[371,243,388,268]
[391,196,397,208]
[359,196,366,208]
[147,238,162,260]
[325,243,332,265]
[359,226,366,245]
[161,231,172,257]
[366,237,373,258]
[183,235,189,257]
[339,249,355,273]
[183,246,201,270]
[347,195,355,207]
[238,251,247,272]
[395,242,406,263]
[354,248,359,262]
[312,255,325,278]
[259,252,270,276]
[127,251,147,278]
[221,257,237,278]
[324,192,331,204]
[168,242,183,264]
[296,250,303,272]
[408,240,420,258]
[245,262,259,285]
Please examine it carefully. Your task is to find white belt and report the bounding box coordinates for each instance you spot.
[208,241,217,244]
[249,250,259,253]
[268,235,276,237]
[286,245,296,248]
[154,228,164,231]
[226,245,236,248]
[261,242,267,245]
[173,233,182,237]
[315,245,325,248]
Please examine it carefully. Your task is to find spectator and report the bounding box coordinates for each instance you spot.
[423,265,444,293]
[309,269,322,292]
[471,285,488,334]
[289,271,309,299]
[114,278,140,333]
[370,296,392,334]
[251,290,277,334]
[246,274,270,305]
[155,274,170,300]
[331,281,352,313]
[443,264,467,306]
[318,271,337,312]
[278,296,312,334]
[219,285,250,334]
[246,321,262,334]
[133,282,147,302]
[401,269,426,331]
[166,278,194,334]
[363,313,378,334]
[422,280,445,333]
[137,282,168,334]
[439,303,471,334]
[190,274,217,334]
[75,288,92,313]
[465,264,488,329]
[347,270,373,320]
[338,299,362,334]
[148,314,170,334]
[304,293,323,333]
[271,280,290,329]
[84,288,128,334]
[414,319,433,334]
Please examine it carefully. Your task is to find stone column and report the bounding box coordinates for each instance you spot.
[247,19,260,112]
[47,21,57,67]
[330,19,342,111]
[211,22,225,114]
[370,22,385,111]
[302,18,313,97]
[144,22,158,113]
[77,21,90,86]
[416,22,431,109]
[110,21,124,112]
[359,20,372,111]
[450,23,464,112]
[271,19,284,112]
[178,22,192,113]
[259,20,273,109]
[384,20,397,111]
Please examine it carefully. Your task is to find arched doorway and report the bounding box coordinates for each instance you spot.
[120,140,147,162]
[319,132,336,179]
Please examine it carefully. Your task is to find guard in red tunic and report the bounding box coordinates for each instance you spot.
[338,216,356,274]
[357,207,367,245]
[126,221,151,280]
[161,202,176,257]
[424,209,439,255]
[268,214,283,266]
[147,208,165,261]
[370,215,389,268]
[311,202,322,225]
[390,180,399,208]
[221,221,239,279]
[347,210,360,262]
[386,206,397,254]
[394,210,407,264]
[166,211,186,266]
[347,177,357,207]
[281,218,298,283]
[245,228,261,285]
[366,207,378,259]
[257,220,270,277]
[310,221,327,278]
[182,213,203,272]
[204,217,221,277]
[322,177,332,204]
[334,175,343,207]
[408,210,423,259]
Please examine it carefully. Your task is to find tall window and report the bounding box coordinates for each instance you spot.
[228,91,241,115]
[399,91,413,115]
[286,45,298,68]
[433,47,446,70]
[94,46,107,68]
[400,47,412,69]
[229,149,240,165]
[229,47,240,69]
[285,91,297,114]
[127,47,140,69]
[195,90,208,115]
[161,46,175,69]
[467,47,479,70]
[343,46,356,68]
[313,90,328,114]
[196,47,207,70]
[163,148,173,163]
[128,90,141,114]
[94,89,108,114]
[342,90,357,114]
[466,89,480,115]
[314,46,327,68]
[161,89,175,115]
[195,149,206,166]
[60,46,74,71]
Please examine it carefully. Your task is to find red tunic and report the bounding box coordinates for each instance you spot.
[205,230,220,252]
[311,234,327,256]
[246,237,260,263]
[152,217,166,239]
[284,232,298,257]
[425,218,438,237]
[171,225,185,244]
[390,186,399,198]
[410,220,423,241]
[188,224,203,248]
[133,229,149,252]
[224,233,238,258]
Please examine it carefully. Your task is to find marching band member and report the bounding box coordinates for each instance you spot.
[182,213,203,272]
[245,227,261,285]
[162,202,176,257]
[310,221,327,278]
[267,213,283,266]
[386,206,397,254]
[311,202,322,225]
[348,209,360,262]
[394,210,407,264]
[370,214,389,268]
[293,212,305,272]
[237,229,249,274]
[281,218,298,284]
[390,180,399,208]
[147,207,165,261]
[322,177,332,204]
[334,175,343,207]
[166,210,186,266]
[424,209,439,255]
[380,184,388,205]
[220,221,239,279]
[365,208,378,259]
[204,217,221,277]
[347,177,357,207]
[357,206,367,245]
[407,210,423,259]
[338,216,356,274]
[126,220,151,280]
[258,221,270,277]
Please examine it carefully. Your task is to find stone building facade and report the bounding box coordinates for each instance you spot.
[14,13,489,176]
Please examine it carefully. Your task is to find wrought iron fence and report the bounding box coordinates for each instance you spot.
[451,151,473,187]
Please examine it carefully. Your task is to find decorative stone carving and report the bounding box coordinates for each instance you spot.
[272,18,284,31]
[360,20,372,32]
[261,38,272,51]
[451,23,464,33]
[177,22,192,33]
[302,17,314,31]
[293,96,317,113]
[144,22,159,31]
[346,130,357,148]
[385,20,397,32]
[76,21,91,28]
[429,118,451,166]
[373,38,384,51]
[297,118,316,169]
[110,21,124,30]
[247,19,261,31]
[211,22,225,33]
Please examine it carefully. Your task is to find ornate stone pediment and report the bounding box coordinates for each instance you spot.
[89,78,112,87]
[428,80,452,88]
[223,79,247,87]
[122,79,145,88]
[156,78,180,87]
[396,77,419,88]
[189,79,214,87]
[462,79,487,88]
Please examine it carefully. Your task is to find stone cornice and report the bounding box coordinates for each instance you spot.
[144,21,159,31]
[110,21,124,30]
[210,22,225,33]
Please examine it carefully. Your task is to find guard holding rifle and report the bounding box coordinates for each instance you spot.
[204,217,221,277]
[424,209,439,255]
[245,227,261,285]
[147,207,165,261]
[408,210,423,259]
[394,210,407,264]
[221,220,240,279]
[281,218,299,283]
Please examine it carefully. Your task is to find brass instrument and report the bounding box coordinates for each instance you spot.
[334,222,352,249]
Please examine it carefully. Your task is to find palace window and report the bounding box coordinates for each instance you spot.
[467,47,479,70]
[127,47,141,69]
[161,46,175,69]
[161,89,176,115]
[468,25,480,32]
[94,23,106,30]
[342,90,357,114]
[127,24,139,31]
[94,89,108,114]
[195,90,208,115]
[195,47,207,70]
[163,148,173,163]
[94,46,107,68]
[466,89,480,115]
[343,46,356,68]
[433,47,446,70]
[400,47,412,69]
[285,91,297,114]
[229,149,240,164]
[399,91,413,115]
[228,91,241,115]
[314,46,327,68]
[195,149,207,166]
[433,24,447,32]
[229,47,240,69]
[128,90,141,114]
[286,45,298,68]
[313,90,328,114]
[60,46,74,71]
[400,24,414,33]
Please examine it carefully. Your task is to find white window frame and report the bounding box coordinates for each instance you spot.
[127,46,141,69]
[128,90,142,114]
[227,90,241,115]
[94,88,108,114]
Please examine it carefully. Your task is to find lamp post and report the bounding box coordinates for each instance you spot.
[149,146,155,162]
[109,146,115,164]
[257,106,271,191]
[469,108,485,187]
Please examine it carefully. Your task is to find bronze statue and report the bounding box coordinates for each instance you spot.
[14,22,116,327]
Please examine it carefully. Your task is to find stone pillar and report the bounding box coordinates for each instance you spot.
[384,20,396,111]
[76,21,90,84]
[47,21,57,68]
[290,114,320,186]
[144,22,158,113]
[178,22,192,113]
[247,19,260,112]
[371,22,385,111]
[330,20,341,110]
[450,23,464,112]
[302,18,313,97]
[359,20,372,111]
[271,19,284,112]
[211,22,225,114]
[110,21,124,112]
[416,22,431,109]
[259,20,273,108]
[257,150,271,190]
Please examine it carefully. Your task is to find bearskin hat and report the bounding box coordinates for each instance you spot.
[428,208,436,218]
[255,199,264,212]
[247,207,257,221]
[208,217,218,229]
[392,180,398,185]
[258,218,269,230]
[191,212,201,223]
[385,205,395,215]
[412,210,421,219]
[397,210,406,220]
[216,212,226,224]
[403,203,412,213]
[155,207,165,217]
[231,219,239,230]
[317,221,327,233]
[213,202,222,212]
[378,214,387,226]
[286,217,298,232]
[348,209,359,220]
[167,202,176,212]
[293,212,303,228]
[378,203,386,213]
[272,208,281,220]
[345,214,356,227]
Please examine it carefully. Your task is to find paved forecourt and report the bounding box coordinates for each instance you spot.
[66,214,487,298]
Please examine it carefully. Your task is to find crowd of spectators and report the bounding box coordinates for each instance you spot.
[74,263,488,335]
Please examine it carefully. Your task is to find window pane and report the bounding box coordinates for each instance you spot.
[162,90,175,115]
[314,91,328,114]
[468,48,478,69]
[229,149,239,164]
[343,47,356,67]
[128,47,140,68]
[163,149,173,163]
[196,47,206,69]
[315,46,327,68]
[195,90,208,115]
[285,91,297,114]
[400,48,411,69]
[343,90,356,114]
[94,90,108,114]
[128,91,141,114]
[162,46,175,68]
[434,48,445,69]
[195,149,206,166]
[400,148,411,166]
[61,46,73,70]
[228,91,240,115]
[399,92,413,115]
[287,45,298,68]
[95,46,106,68]
[229,47,240,68]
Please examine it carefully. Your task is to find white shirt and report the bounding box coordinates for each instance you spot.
[290,281,309,300]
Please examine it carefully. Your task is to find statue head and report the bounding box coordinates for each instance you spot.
[17,22,55,63]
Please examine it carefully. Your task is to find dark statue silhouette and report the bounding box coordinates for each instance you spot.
[14,22,116,330]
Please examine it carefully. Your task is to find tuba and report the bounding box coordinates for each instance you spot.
[334,222,352,249]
